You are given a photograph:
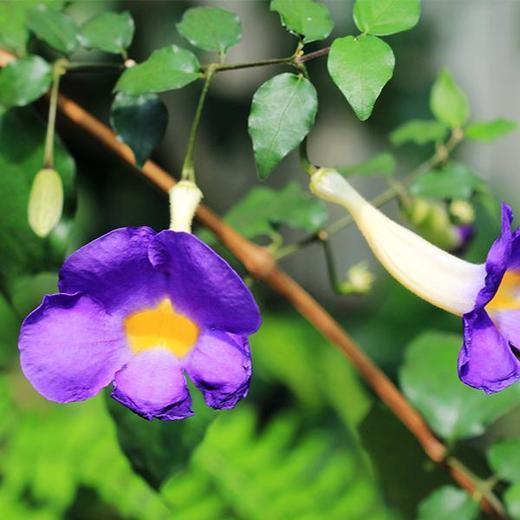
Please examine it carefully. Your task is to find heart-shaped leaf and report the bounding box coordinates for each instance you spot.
[354,0,421,36]
[430,70,470,129]
[176,6,241,53]
[110,92,168,167]
[328,35,394,121]
[115,45,201,95]
[248,73,317,179]
[80,11,135,55]
[270,0,333,43]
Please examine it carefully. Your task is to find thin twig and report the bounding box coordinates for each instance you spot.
[54,93,505,519]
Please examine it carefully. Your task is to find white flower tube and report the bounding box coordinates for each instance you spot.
[169,180,203,233]
[310,168,486,316]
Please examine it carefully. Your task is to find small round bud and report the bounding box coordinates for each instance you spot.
[340,262,375,295]
[27,168,64,238]
[449,199,476,225]
[124,59,136,68]
[169,180,203,233]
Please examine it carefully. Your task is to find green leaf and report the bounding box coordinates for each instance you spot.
[328,35,395,121]
[465,118,517,142]
[270,0,333,43]
[390,119,448,146]
[0,55,51,108]
[0,107,76,290]
[80,11,135,55]
[110,92,168,167]
[225,181,327,239]
[488,439,520,482]
[248,73,317,179]
[27,4,79,54]
[107,392,216,489]
[176,6,241,53]
[410,162,484,200]
[417,486,479,520]
[399,331,520,441]
[338,152,396,177]
[430,70,470,129]
[505,482,520,519]
[115,45,201,95]
[353,0,421,36]
[0,0,65,56]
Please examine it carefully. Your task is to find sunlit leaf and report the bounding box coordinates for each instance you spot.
[27,4,79,54]
[353,0,421,36]
[270,0,333,43]
[110,92,168,166]
[0,55,51,108]
[115,45,201,95]
[417,486,479,520]
[338,152,396,177]
[328,35,394,121]
[248,73,317,179]
[390,119,448,146]
[488,438,520,482]
[400,331,520,441]
[80,11,135,55]
[176,6,241,53]
[505,483,520,519]
[430,70,470,129]
[410,162,484,200]
[465,118,517,142]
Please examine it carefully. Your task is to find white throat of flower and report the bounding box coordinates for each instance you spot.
[169,180,203,233]
[310,168,487,316]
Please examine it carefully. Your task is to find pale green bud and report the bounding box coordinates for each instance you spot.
[28,168,64,238]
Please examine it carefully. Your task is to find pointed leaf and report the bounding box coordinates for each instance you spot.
[110,92,168,167]
[354,0,421,36]
[465,118,517,142]
[400,331,520,441]
[390,119,448,146]
[338,152,396,177]
[505,483,520,519]
[176,6,241,53]
[248,73,317,179]
[488,439,520,482]
[417,486,478,520]
[115,45,201,95]
[430,70,470,129]
[270,0,333,43]
[80,11,135,54]
[27,4,79,54]
[0,55,51,108]
[328,35,394,121]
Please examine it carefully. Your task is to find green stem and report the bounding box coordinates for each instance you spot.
[181,65,217,182]
[64,62,124,73]
[299,138,317,176]
[43,59,67,169]
[207,55,296,73]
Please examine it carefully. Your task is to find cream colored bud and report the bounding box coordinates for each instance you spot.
[169,180,203,233]
[343,262,375,294]
[450,199,476,224]
[28,168,64,238]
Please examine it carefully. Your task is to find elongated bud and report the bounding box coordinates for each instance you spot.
[28,168,64,238]
[310,168,486,316]
[169,180,203,233]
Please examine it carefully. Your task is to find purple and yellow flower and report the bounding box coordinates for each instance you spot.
[19,227,261,420]
[310,168,520,394]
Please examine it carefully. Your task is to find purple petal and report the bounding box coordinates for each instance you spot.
[59,227,167,317]
[19,293,129,403]
[111,349,192,421]
[184,330,251,410]
[459,309,520,393]
[488,309,520,350]
[148,231,261,334]
[474,203,513,309]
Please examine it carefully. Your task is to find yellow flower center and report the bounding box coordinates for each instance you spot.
[124,298,199,357]
[486,271,520,312]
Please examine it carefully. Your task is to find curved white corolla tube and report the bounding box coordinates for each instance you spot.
[169,180,203,233]
[310,168,487,316]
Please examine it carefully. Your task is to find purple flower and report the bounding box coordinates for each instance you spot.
[18,227,261,420]
[311,168,520,394]
[459,204,520,393]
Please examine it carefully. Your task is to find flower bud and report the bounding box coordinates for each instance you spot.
[450,199,476,225]
[340,262,375,295]
[169,180,203,233]
[27,168,64,238]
